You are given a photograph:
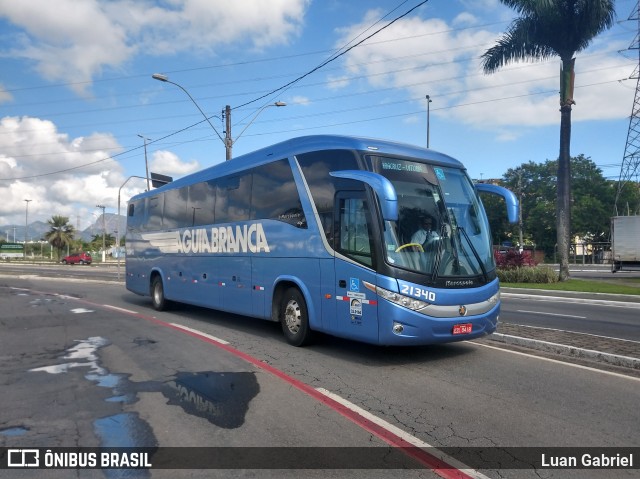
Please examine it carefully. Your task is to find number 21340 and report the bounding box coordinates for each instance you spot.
[400,285,436,302]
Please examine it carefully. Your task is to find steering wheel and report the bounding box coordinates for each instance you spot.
[395,243,424,252]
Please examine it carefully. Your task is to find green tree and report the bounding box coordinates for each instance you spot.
[498,155,615,258]
[481,0,616,280]
[44,215,75,260]
[90,233,115,251]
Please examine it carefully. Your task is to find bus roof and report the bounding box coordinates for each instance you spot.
[131,135,465,200]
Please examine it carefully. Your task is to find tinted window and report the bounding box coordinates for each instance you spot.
[215,174,252,223]
[126,200,145,230]
[189,181,216,226]
[163,187,189,229]
[251,159,306,228]
[297,149,360,246]
[146,195,163,231]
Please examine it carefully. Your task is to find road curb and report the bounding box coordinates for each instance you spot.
[489,333,640,370]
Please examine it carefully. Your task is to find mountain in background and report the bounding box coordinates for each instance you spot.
[1,214,126,243]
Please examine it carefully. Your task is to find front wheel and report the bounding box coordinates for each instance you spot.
[280,287,312,346]
[151,275,170,311]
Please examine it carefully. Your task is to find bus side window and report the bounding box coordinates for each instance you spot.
[146,195,164,231]
[216,174,252,223]
[163,187,189,229]
[296,149,360,247]
[251,159,306,227]
[127,200,145,230]
[189,181,216,226]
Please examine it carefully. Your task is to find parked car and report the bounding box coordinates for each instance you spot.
[61,252,92,265]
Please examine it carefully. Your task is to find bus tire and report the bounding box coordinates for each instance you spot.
[280,287,313,346]
[151,275,170,311]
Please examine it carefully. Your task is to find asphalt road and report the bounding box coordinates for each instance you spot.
[0,274,638,479]
[500,292,640,341]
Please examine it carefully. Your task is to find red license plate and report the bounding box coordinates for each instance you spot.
[452,323,473,335]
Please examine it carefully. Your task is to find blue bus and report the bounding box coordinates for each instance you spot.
[125,135,517,346]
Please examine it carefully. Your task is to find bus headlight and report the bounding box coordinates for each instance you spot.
[488,291,500,306]
[374,285,430,312]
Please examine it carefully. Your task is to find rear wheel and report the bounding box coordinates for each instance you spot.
[151,275,170,311]
[280,287,312,346]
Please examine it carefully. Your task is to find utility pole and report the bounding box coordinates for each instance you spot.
[224,105,232,160]
[517,169,524,248]
[96,204,106,262]
[426,95,432,148]
[138,135,152,191]
[24,199,32,259]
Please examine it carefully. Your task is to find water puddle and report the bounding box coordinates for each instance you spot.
[164,371,260,429]
[0,426,29,437]
[27,336,261,459]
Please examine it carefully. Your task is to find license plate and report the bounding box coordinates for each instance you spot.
[452,323,472,335]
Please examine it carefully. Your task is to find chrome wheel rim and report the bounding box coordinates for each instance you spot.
[284,299,301,334]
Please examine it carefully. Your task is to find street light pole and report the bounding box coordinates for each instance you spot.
[226,101,286,160]
[153,73,285,161]
[152,73,225,145]
[96,204,106,263]
[137,134,151,191]
[24,199,32,259]
[426,95,432,148]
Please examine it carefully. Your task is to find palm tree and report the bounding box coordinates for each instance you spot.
[481,0,615,281]
[44,215,75,260]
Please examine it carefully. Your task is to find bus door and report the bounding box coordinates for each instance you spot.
[333,193,379,343]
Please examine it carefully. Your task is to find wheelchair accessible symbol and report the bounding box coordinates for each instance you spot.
[349,278,359,292]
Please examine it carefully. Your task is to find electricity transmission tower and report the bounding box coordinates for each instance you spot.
[617,1,640,215]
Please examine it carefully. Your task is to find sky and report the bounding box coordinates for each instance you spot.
[0,0,637,236]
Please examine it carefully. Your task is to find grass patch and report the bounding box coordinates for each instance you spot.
[501,278,640,295]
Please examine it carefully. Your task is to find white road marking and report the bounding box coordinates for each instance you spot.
[469,341,640,382]
[516,309,586,319]
[102,304,138,314]
[316,387,492,479]
[169,323,230,345]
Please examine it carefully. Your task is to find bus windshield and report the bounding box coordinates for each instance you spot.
[367,156,494,279]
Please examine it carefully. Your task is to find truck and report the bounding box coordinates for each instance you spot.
[611,216,640,272]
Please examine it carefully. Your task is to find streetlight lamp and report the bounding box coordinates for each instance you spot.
[425,95,432,148]
[96,204,106,263]
[152,73,225,145]
[137,134,151,191]
[152,73,285,160]
[24,199,32,259]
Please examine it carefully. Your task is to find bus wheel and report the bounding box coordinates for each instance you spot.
[151,276,169,311]
[280,288,312,346]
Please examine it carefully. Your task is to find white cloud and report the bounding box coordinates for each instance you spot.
[149,150,201,177]
[0,116,133,225]
[0,0,310,95]
[291,96,311,106]
[334,10,634,139]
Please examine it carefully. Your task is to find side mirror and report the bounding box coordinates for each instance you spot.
[475,183,519,224]
[330,170,398,221]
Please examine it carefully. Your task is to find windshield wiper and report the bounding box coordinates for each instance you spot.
[430,223,447,282]
[458,226,488,282]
